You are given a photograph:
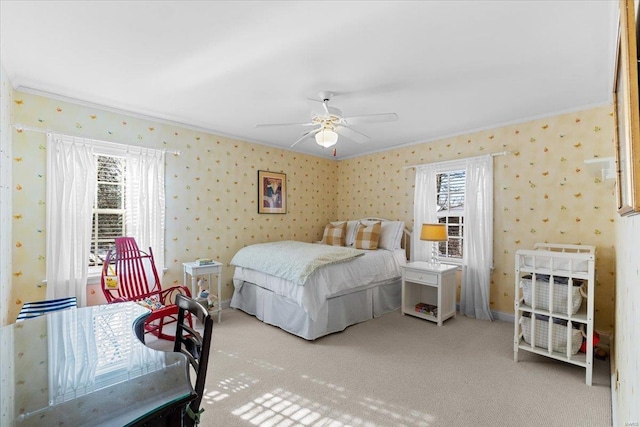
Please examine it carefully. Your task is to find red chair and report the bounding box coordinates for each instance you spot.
[101,237,191,341]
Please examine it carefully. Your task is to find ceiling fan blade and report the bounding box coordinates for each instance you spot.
[256,122,315,128]
[343,113,399,125]
[290,128,321,148]
[335,125,370,144]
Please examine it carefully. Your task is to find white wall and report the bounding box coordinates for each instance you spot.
[614,215,640,424]
[0,62,12,326]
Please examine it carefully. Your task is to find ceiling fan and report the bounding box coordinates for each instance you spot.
[256,91,399,149]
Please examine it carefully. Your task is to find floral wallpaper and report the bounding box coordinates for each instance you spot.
[337,105,616,332]
[0,64,12,327]
[10,90,338,322]
[8,88,616,333]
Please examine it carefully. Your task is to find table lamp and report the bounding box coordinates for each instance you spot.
[420,223,448,265]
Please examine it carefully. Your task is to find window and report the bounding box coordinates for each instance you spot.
[436,170,465,260]
[47,133,165,304]
[89,155,126,267]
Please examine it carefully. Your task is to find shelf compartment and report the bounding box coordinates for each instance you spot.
[516,266,590,281]
[402,282,438,315]
[519,315,583,356]
[516,338,587,367]
[519,274,585,315]
[516,300,589,324]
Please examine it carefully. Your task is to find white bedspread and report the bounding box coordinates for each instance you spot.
[232,248,406,321]
[230,240,364,285]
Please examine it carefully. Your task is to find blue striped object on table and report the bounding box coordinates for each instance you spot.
[16,296,77,322]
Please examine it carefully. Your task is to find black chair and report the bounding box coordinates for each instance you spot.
[173,294,213,426]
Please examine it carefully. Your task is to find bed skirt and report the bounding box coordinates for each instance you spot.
[230,279,401,340]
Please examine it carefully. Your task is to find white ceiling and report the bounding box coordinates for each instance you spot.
[0,1,620,159]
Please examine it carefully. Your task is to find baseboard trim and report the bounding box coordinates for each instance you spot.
[455,305,514,322]
[490,310,514,322]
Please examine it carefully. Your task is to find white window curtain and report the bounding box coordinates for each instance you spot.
[460,155,494,320]
[125,149,166,275]
[47,134,166,304]
[46,134,96,307]
[412,164,438,261]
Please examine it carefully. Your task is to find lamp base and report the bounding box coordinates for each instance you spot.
[429,242,440,266]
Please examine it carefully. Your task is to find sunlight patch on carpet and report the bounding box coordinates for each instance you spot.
[205,373,259,404]
[246,358,286,372]
[232,389,365,426]
[299,374,435,426]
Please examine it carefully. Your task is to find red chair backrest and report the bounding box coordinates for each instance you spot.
[103,237,162,301]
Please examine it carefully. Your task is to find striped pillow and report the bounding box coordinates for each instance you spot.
[354,221,382,250]
[322,222,347,246]
[378,221,405,250]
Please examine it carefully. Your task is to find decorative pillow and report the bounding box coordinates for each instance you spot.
[354,221,382,250]
[378,221,405,250]
[345,220,359,246]
[137,296,164,311]
[322,221,347,246]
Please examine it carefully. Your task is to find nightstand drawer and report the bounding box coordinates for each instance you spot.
[404,269,438,285]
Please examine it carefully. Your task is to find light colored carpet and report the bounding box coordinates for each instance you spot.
[147,308,612,427]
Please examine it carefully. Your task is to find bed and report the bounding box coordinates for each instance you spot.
[230,218,410,340]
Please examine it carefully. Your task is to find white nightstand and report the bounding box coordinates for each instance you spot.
[401,261,458,326]
[183,261,223,322]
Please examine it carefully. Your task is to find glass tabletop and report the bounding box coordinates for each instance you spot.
[0,302,193,427]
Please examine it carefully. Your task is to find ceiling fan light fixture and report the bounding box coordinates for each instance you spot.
[315,129,338,148]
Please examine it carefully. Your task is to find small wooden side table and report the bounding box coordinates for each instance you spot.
[401,261,458,326]
[183,261,223,322]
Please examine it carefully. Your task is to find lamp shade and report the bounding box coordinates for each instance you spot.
[315,129,338,148]
[420,223,448,241]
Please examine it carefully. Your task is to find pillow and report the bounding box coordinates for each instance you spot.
[354,221,382,250]
[378,221,405,250]
[345,220,359,246]
[322,221,347,246]
[323,220,359,246]
[137,296,164,311]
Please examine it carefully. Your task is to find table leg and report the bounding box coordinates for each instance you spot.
[191,273,197,299]
[217,270,222,322]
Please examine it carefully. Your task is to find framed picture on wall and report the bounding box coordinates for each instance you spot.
[615,0,640,216]
[258,170,286,214]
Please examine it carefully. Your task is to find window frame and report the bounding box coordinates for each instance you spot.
[435,168,465,264]
[89,154,126,269]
